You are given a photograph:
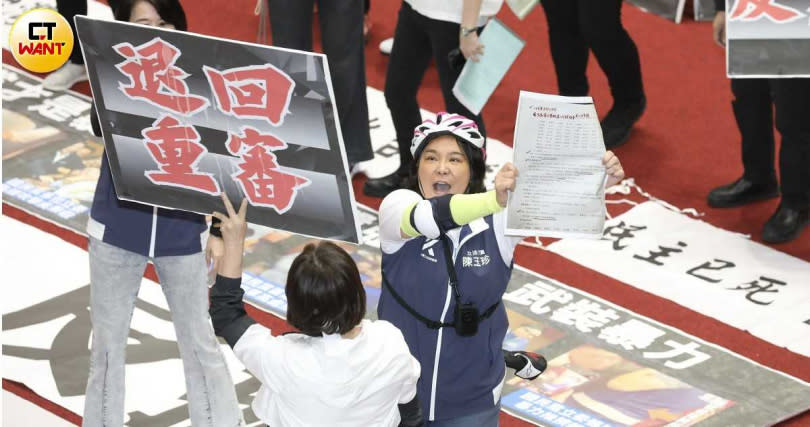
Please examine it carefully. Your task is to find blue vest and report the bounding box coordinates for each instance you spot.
[378,215,513,421]
[89,153,206,257]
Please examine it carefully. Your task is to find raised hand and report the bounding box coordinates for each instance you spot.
[211,194,248,278]
[495,162,519,207]
[603,151,625,188]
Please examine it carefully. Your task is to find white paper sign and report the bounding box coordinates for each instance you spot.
[506,91,606,239]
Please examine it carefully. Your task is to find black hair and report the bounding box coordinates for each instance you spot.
[285,241,366,337]
[407,135,487,196]
[114,0,188,31]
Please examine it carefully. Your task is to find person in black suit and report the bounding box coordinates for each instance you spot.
[707,0,809,243]
[266,0,374,166]
[539,0,646,149]
[42,0,120,90]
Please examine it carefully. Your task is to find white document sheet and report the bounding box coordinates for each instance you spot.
[505,91,606,239]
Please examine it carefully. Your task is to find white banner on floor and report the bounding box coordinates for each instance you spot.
[547,201,810,357]
[6,210,810,427]
[3,390,76,427]
[0,216,260,426]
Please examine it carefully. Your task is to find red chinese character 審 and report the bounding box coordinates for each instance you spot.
[226,126,309,213]
[729,0,804,23]
[204,64,295,126]
[114,38,209,115]
[142,115,220,195]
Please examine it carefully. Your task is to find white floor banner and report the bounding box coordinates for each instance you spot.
[6,213,810,427]
[1,216,260,426]
[547,201,810,357]
[4,390,75,427]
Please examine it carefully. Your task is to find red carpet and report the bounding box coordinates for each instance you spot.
[171,0,808,259]
[3,0,809,425]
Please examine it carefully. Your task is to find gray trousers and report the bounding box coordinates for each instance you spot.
[82,238,242,427]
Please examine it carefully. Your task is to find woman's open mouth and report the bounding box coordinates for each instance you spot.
[433,182,452,193]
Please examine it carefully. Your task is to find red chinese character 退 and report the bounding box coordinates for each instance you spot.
[114,37,209,115]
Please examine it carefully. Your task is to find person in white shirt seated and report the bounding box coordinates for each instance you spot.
[209,195,423,427]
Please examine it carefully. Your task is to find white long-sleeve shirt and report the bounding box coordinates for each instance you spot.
[405,0,504,26]
[234,319,421,427]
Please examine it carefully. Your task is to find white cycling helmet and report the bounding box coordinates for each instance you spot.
[410,112,485,159]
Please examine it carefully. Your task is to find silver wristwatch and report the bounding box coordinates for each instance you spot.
[460,26,477,38]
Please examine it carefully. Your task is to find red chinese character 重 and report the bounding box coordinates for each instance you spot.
[142,115,220,195]
[226,126,309,213]
[204,64,295,126]
[114,38,209,115]
[729,0,804,23]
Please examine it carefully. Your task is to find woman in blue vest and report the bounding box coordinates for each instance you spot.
[377,112,625,426]
[82,1,242,426]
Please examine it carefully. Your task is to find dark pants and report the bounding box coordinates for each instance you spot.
[540,0,644,106]
[58,0,123,65]
[385,2,487,174]
[730,78,810,208]
[268,0,374,164]
[58,0,86,64]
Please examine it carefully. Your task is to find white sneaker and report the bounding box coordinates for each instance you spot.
[379,37,393,55]
[42,62,88,91]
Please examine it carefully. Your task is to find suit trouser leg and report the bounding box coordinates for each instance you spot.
[384,2,434,174]
[268,0,373,164]
[772,78,810,209]
[540,0,589,97]
[318,0,374,163]
[577,0,644,105]
[730,78,777,187]
[57,0,87,65]
[267,0,314,50]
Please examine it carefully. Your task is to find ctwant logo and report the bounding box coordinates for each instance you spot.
[10,9,74,73]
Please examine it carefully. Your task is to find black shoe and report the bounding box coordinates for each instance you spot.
[762,204,810,243]
[707,177,778,208]
[504,350,547,380]
[601,96,646,149]
[363,171,408,198]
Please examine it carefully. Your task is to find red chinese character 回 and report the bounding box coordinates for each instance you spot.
[204,64,295,126]
[729,0,804,23]
[226,127,309,213]
[114,38,209,115]
[142,115,220,195]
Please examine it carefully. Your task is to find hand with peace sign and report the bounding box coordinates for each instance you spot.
[211,194,248,279]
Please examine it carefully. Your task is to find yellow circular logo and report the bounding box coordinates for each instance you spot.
[9,8,74,73]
